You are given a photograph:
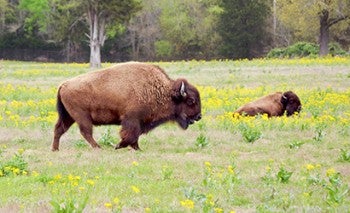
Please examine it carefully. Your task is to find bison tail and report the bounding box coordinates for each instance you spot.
[56,88,73,128]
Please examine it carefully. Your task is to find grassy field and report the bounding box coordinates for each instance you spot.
[0,58,349,212]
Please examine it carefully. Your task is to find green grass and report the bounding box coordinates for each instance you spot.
[0,58,349,212]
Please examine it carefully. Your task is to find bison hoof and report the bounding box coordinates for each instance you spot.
[51,148,59,152]
[115,145,123,150]
[92,144,101,149]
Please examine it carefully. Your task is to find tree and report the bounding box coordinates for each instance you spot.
[48,0,87,62]
[217,0,271,59]
[127,0,161,61]
[0,0,8,34]
[318,0,350,55]
[80,0,141,68]
[20,0,140,67]
[277,0,350,56]
[1,0,21,36]
[19,0,50,32]
[158,0,222,60]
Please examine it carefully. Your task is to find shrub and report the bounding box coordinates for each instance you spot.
[328,42,348,56]
[267,42,319,58]
[267,42,348,58]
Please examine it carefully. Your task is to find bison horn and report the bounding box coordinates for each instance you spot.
[282,95,287,100]
[180,82,187,97]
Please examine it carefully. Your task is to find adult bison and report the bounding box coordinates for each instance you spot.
[52,62,201,151]
[234,91,301,117]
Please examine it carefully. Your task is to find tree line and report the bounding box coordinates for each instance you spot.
[0,0,349,68]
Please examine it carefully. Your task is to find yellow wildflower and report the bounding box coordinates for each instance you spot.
[54,174,62,180]
[326,168,336,177]
[180,199,194,209]
[131,185,140,193]
[104,203,113,209]
[214,208,224,213]
[113,197,120,204]
[71,181,79,187]
[227,165,235,174]
[12,168,20,175]
[306,164,315,171]
[86,179,95,186]
[68,174,74,181]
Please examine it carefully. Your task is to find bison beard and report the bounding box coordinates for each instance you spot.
[52,62,201,151]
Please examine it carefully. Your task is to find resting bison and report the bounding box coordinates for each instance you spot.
[234,91,301,117]
[52,62,201,151]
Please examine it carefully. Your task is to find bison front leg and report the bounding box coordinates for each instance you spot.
[116,119,141,150]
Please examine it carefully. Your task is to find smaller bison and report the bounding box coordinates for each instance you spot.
[52,62,201,151]
[234,91,301,117]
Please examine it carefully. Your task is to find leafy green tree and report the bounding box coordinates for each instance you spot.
[19,0,50,32]
[20,0,140,67]
[159,0,222,60]
[48,0,87,62]
[277,0,350,56]
[217,0,271,59]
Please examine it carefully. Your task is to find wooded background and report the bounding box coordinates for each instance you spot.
[0,0,349,67]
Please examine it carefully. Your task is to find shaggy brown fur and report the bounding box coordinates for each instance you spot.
[234,91,301,117]
[52,62,201,151]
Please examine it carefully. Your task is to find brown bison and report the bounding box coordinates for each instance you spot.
[52,62,201,151]
[234,91,301,117]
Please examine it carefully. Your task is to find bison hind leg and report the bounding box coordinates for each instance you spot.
[52,116,75,151]
[76,120,101,149]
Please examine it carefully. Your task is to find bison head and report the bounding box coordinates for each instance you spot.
[281,91,302,116]
[172,79,202,129]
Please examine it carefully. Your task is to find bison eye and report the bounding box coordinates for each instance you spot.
[186,98,195,106]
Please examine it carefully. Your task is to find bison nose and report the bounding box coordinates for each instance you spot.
[195,113,202,121]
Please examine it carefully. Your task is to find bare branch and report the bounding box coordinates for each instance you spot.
[328,15,349,27]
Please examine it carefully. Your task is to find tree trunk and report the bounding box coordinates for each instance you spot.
[87,4,106,69]
[89,8,101,68]
[319,9,330,56]
[90,37,101,68]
